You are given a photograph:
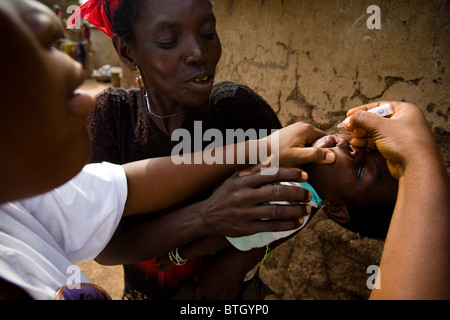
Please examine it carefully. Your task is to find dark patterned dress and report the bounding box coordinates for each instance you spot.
[88,81,281,299]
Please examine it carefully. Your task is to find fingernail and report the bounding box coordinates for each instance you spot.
[344,116,352,127]
[325,152,335,162]
[306,205,311,215]
[301,171,308,181]
[238,170,250,177]
[261,157,272,166]
[239,167,256,177]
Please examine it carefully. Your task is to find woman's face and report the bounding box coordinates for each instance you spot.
[131,0,222,107]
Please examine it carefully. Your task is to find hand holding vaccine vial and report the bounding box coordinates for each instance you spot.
[338,103,394,128]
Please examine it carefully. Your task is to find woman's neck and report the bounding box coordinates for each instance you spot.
[152,115,189,137]
[143,90,191,136]
[143,92,211,137]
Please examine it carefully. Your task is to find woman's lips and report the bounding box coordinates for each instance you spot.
[186,71,214,93]
[185,74,214,93]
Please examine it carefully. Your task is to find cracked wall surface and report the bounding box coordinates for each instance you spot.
[212,0,449,300]
[214,0,449,170]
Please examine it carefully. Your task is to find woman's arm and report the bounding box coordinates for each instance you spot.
[96,123,335,265]
[97,165,309,264]
[345,101,450,300]
[154,236,230,272]
[122,122,335,216]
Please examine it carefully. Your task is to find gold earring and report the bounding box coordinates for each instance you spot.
[135,67,143,89]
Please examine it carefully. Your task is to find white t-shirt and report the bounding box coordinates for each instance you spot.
[0,162,127,299]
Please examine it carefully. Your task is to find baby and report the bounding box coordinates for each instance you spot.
[156,133,398,271]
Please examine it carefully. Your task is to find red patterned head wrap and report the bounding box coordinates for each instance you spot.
[67,0,124,38]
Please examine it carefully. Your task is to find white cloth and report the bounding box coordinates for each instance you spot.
[0,162,127,299]
[227,182,322,251]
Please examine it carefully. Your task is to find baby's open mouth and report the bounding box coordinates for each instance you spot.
[314,135,357,158]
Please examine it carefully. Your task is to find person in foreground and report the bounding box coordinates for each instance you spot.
[0,0,335,299]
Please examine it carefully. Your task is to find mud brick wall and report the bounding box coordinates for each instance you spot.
[214,0,449,170]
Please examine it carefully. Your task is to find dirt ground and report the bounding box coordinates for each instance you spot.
[77,261,124,300]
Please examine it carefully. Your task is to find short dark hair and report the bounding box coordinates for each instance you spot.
[112,0,145,44]
[112,0,214,45]
[344,202,396,239]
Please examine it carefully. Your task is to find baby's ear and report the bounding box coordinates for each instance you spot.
[322,199,350,225]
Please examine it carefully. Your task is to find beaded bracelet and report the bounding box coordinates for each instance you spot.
[258,245,271,266]
[168,248,187,266]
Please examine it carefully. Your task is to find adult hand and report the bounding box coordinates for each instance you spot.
[343,101,450,300]
[199,165,311,237]
[342,101,437,180]
[262,122,336,170]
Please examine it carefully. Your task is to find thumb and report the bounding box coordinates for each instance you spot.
[345,110,386,134]
[289,147,336,166]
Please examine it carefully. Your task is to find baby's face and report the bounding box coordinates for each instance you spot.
[303,134,398,210]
